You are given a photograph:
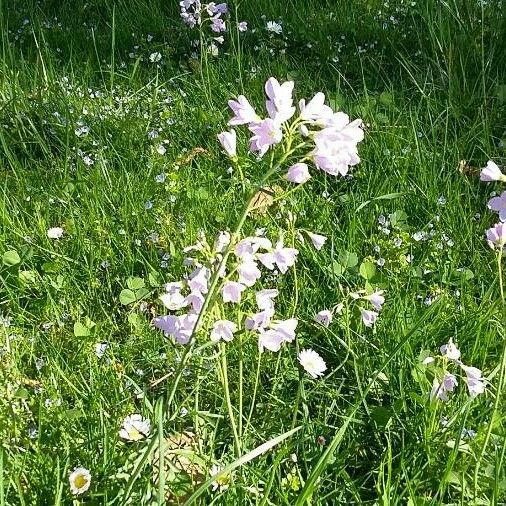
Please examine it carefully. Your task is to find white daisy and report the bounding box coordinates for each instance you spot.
[119,413,151,441]
[298,349,327,378]
[69,467,91,495]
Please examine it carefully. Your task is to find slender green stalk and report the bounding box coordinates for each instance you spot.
[474,249,506,499]
[220,342,242,457]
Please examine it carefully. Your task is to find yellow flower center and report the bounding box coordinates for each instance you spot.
[74,474,88,489]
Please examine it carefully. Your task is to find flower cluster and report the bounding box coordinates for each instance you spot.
[481,160,506,252]
[424,338,486,401]
[179,1,247,56]
[153,230,300,353]
[219,77,364,181]
[314,289,385,330]
[180,1,228,30]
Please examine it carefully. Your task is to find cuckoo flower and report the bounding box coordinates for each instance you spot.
[286,163,311,184]
[264,77,296,123]
[248,118,283,157]
[299,92,333,123]
[364,290,385,311]
[306,232,327,250]
[221,281,246,303]
[210,320,237,342]
[360,308,378,327]
[228,95,260,126]
[237,256,262,286]
[488,191,506,221]
[217,130,237,158]
[480,160,506,182]
[315,309,332,327]
[486,222,506,250]
[258,240,298,274]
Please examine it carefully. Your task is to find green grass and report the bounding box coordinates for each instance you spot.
[0,0,506,504]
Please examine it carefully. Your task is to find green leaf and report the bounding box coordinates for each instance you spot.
[148,271,163,287]
[127,276,145,290]
[2,250,20,266]
[379,91,394,106]
[74,322,90,337]
[128,313,143,328]
[371,406,392,428]
[359,261,377,280]
[338,251,358,269]
[389,210,408,228]
[119,289,137,305]
[19,270,37,284]
[135,287,150,300]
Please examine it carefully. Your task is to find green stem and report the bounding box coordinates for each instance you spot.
[474,249,506,497]
[245,351,262,435]
[220,343,242,457]
[164,150,295,410]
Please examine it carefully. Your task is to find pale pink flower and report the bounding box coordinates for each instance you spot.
[154,313,197,344]
[237,256,262,286]
[286,163,311,184]
[258,240,298,274]
[238,21,248,32]
[160,291,187,311]
[211,16,226,33]
[271,318,297,342]
[184,291,205,313]
[217,130,237,158]
[360,308,378,327]
[188,266,211,294]
[153,314,179,336]
[315,309,332,327]
[160,282,187,310]
[480,160,506,182]
[306,232,327,250]
[440,339,461,361]
[248,118,283,157]
[210,320,237,342]
[228,95,260,125]
[174,313,198,344]
[486,222,506,249]
[221,281,246,303]
[264,77,295,123]
[298,349,327,378]
[461,364,486,397]
[235,236,272,258]
[245,309,273,331]
[313,126,362,176]
[299,92,333,122]
[430,373,457,401]
[364,290,385,311]
[255,289,278,310]
[214,231,231,253]
[258,328,285,352]
[488,191,506,221]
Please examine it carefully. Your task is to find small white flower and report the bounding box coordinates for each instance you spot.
[95,342,108,358]
[149,51,162,63]
[298,349,327,378]
[210,464,232,492]
[47,227,64,239]
[119,413,151,441]
[69,467,91,495]
[266,21,282,34]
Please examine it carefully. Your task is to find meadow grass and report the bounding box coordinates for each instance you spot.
[0,0,505,504]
